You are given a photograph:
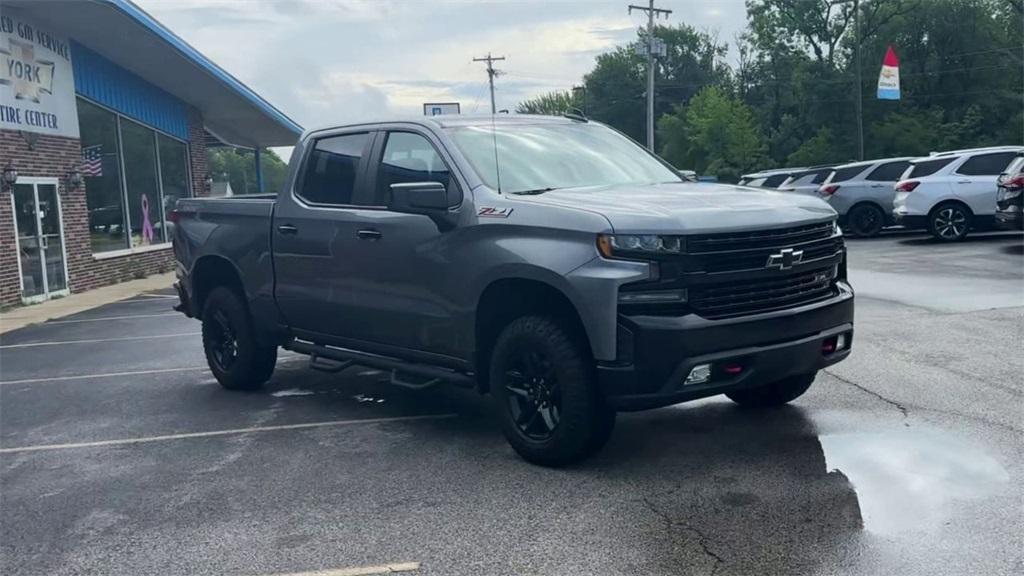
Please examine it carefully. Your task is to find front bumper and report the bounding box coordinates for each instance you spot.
[598,283,854,411]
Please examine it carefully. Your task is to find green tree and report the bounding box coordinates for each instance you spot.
[515,90,580,115]
[208,147,289,195]
[658,86,770,181]
[582,23,731,145]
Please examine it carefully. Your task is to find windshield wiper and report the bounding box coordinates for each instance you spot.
[510,187,558,195]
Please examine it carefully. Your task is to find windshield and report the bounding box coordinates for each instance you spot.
[446,122,680,194]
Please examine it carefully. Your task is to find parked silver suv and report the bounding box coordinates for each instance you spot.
[817,157,912,237]
[893,146,1023,241]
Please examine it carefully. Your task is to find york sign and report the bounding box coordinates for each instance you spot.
[0,9,78,138]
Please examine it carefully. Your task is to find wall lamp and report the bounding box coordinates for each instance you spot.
[2,161,17,191]
[67,167,84,190]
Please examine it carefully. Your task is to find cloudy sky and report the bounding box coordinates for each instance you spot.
[136,0,748,156]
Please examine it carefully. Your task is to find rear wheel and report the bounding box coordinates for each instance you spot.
[928,203,971,242]
[726,373,815,408]
[847,204,885,238]
[490,315,615,466]
[202,287,277,391]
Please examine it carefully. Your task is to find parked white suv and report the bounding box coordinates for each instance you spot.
[893,146,1024,241]
[818,157,912,237]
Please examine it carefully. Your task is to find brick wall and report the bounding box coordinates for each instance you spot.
[188,109,209,197]
[0,109,208,307]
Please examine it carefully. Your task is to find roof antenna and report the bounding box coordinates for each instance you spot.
[491,106,503,194]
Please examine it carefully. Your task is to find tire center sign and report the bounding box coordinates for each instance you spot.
[0,10,79,138]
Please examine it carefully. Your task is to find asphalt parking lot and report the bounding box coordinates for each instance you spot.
[2,231,1022,576]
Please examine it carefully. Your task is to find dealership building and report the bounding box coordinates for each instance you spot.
[0,0,300,307]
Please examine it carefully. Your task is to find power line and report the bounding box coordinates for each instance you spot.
[473,52,506,115]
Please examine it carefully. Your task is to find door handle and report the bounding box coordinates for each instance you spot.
[957,179,972,184]
[871,183,884,188]
[277,224,298,235]
[356,229,382,240]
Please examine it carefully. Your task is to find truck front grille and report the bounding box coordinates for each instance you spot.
[687,221,834,253]
[689,266,838,319]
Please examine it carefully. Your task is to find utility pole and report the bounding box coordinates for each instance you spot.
[853,0,864,160]
[473,52,505,114]
[629,0,671,151]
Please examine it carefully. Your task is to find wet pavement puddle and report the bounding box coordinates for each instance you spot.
[820,429,1010,535]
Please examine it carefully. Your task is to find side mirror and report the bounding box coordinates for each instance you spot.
[388,181,458,230]
[389,181,448,211]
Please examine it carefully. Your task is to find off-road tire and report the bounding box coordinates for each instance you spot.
[201,287,277,391]
[490,315,615,466]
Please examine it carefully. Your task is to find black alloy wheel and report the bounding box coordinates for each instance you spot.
[207,308,239,372]
[847,204,885,238]
[503,349,562,441]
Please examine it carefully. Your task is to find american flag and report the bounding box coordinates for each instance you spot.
[81,144,103,177]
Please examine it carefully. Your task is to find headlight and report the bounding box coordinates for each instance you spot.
[832,220,843,236]
[597,234,685,259]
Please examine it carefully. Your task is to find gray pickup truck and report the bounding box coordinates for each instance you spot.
[172,115,854,466]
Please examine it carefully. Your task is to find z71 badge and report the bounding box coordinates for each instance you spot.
[478,207,514,218]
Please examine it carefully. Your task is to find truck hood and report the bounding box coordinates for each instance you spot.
[518,182,837,234]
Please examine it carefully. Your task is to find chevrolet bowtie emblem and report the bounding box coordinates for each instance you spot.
[766,248,804,270]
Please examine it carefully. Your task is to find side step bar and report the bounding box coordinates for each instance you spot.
[284,339,475,388]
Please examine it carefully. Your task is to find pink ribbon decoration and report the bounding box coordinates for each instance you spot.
[141,193,155,244]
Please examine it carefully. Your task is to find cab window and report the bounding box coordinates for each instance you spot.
[376,131,456,205]
[297,132,371,205]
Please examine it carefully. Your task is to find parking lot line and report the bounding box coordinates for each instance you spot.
[0,356,307,386]
[0,332,200,349]
[0,414,457,454]
[45,313,180,325]
[0,366,208,385]
[266,562,421,576]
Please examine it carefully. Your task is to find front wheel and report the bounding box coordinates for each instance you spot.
[202,287,277,391]
[928,203,971,242]
[725,373,815,408]
[490,315,615,466]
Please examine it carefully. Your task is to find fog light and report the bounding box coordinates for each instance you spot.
[684,363,712,385]
[837,333,847,351]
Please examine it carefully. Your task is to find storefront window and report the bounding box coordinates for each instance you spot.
[77,97,191,252]
[121,118,163,246]
[77,99,128,253]
[158,134,190,234]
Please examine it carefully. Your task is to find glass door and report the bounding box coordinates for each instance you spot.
[11,179,68,303]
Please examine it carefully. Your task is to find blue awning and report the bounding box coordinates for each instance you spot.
[7,0,302,147]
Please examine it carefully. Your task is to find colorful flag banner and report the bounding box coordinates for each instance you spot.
[877,46,900,100]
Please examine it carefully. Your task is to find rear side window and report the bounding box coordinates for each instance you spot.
[762,174,788,188]
[908,157,955,178]
[297,132,371,205]
[810,169,831,184]
[866,161,911,182]
[956,152,1018,176]
[376,131,452,204]
[831,165,870,183]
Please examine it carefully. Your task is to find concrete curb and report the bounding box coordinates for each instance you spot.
[0,273,176,335]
